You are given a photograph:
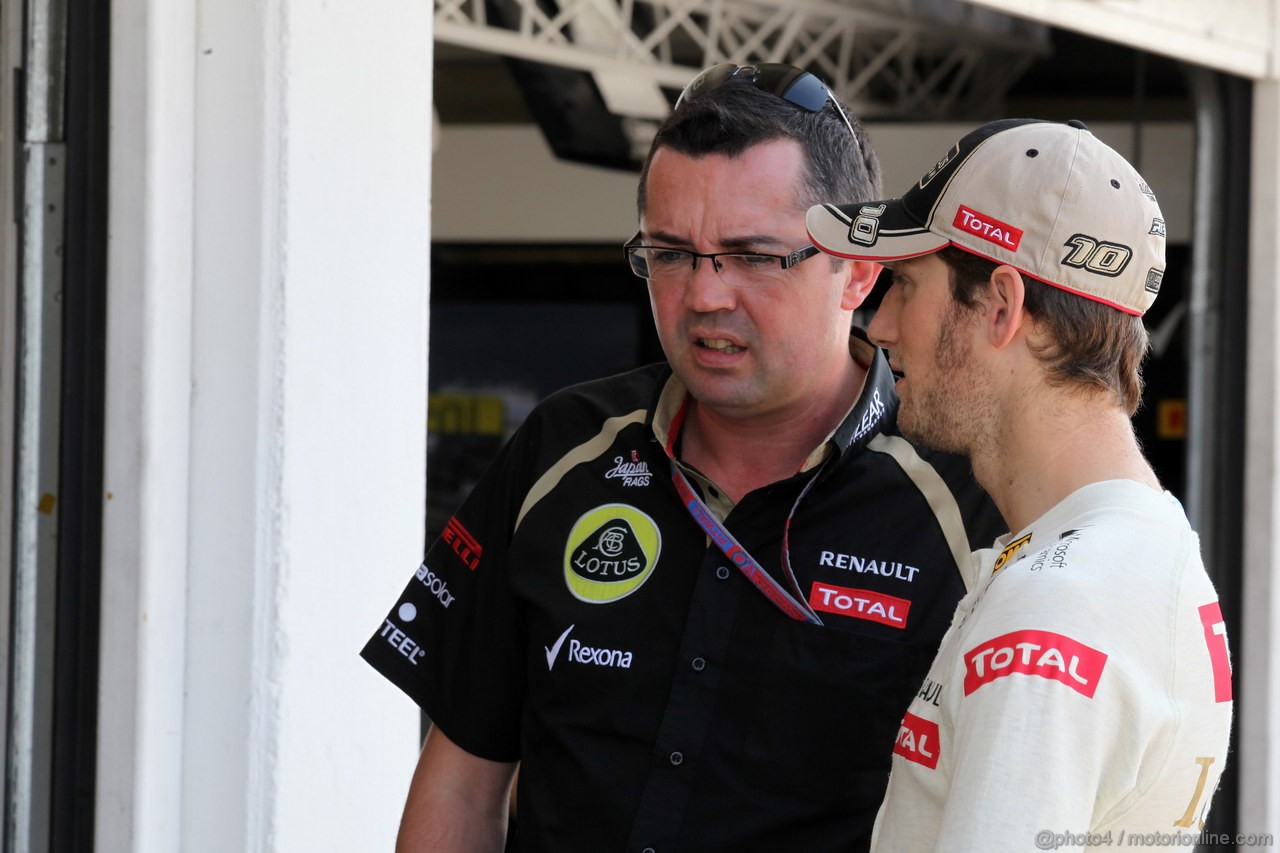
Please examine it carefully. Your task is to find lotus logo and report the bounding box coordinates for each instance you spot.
[563,504,661,604]
[596,526,628,557]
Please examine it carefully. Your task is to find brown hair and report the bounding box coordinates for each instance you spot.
[938,246,1149,415]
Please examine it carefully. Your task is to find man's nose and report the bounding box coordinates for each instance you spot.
[867,287,901,348]
[685,255,737,313]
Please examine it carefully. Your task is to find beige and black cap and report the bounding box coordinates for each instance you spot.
[805,118,1166,316]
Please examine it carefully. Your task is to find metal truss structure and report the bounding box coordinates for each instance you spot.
[435,0,1051,121]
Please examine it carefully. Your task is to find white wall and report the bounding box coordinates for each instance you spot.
[432,122,1195,244]
[101,1,429,850]
[273,3,431,849]
[965,0,1272,79]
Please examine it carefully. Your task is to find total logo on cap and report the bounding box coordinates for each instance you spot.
[805,118,1166,316]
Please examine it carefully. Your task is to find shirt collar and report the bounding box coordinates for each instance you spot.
[828,326,899,458]
[650,370,686,457]
[647,327,899,469]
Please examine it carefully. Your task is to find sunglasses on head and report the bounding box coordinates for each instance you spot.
[675,62,858,141]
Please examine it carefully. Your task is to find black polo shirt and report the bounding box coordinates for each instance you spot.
[361,332,1004,852]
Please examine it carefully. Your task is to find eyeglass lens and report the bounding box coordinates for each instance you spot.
[627,246,812,288]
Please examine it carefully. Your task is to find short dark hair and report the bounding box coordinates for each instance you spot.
[938,246,1150,416]
[636,75,881,217]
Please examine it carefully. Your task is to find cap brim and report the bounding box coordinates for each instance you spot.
[806,200,949,261]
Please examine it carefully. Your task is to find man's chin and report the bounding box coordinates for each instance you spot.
[676,372,762,414]
[898,414,966,456]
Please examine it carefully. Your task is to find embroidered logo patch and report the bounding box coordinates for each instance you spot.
[563,504,662,604]
[808,581,910,628]
[442,516,482,570]
[604,451,653,487]
[954,205,1022,251]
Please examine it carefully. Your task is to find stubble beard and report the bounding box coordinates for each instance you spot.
[898,303,990,455]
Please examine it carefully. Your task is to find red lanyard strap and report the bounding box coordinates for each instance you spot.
[670,460,823,625]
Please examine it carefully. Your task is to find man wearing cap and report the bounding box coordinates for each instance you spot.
[362,64,1003,851]
[807,118,1233,848]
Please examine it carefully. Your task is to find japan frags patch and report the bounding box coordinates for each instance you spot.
[563,504,662,604]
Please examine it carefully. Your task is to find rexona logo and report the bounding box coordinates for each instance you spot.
[963,630,1108,698]
[544,625,634,671]
[563,504,661,604]
[894,712,940,769]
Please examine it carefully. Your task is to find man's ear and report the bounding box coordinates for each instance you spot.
[985,265,1029,349]
[840,261,883,311]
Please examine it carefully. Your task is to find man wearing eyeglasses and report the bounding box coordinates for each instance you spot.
[363,63,1003,851]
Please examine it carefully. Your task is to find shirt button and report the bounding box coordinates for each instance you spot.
[669,751,684,766]
[691,657,706,671]
[716,566,731,580]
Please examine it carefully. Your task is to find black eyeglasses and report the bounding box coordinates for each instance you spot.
[675,62,858,141]
[624,231,821,288]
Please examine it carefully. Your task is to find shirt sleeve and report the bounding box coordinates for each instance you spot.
[935,660,1116,849]
[931,599,1166,851]
[360,416,544,763]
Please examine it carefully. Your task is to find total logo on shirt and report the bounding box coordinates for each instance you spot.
[894,712,940,769]
[808,581,911,628]
[963,629,1108,698]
